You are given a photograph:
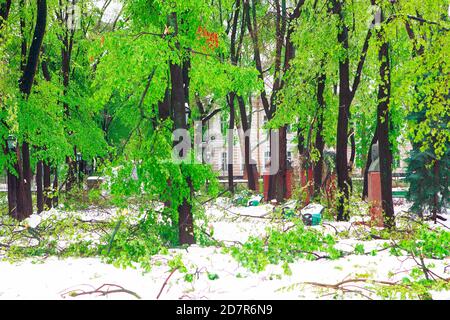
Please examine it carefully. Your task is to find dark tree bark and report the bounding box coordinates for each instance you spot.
[41,53,54,210]
[8,0,47,220]
[245,0,277,200]
[225,1,242,193]
[237,96,259,191]
[0,0,11,27]
[36,161,44,213]
[334,0,351,221]
[43,162,52,209]
[314,72,326,197]
[432,161,439,223]
[19,0,47,96]
[158,87,171,121]
[245,0,305,202]
[375,10,394,226]
[275,126,287,202]
[57,2,77,192]
[52,168,58,207]
[169,12,195,245]
[349,127,356,170]
[227,93,236,193]
[21,143,33,216]
[1,1,13,214]
[178,177,194,245]
[332,0,373,220]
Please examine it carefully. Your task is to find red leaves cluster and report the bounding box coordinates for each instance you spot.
[196,26,219,51]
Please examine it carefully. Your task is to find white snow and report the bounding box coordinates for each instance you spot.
[0,200,449,300]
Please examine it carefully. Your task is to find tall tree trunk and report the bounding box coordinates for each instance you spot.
[169,12,194,245]
[314,72,326,197]
[237,96,258,191]
[226,0,244,192]
[245,0,284,201]
[178,178,194,245]
[36,161,44,213]
[376,11,394,226]
[227,93,236,193]
[331,0,372,220]
[41,51,54,210]
[9,0,47,220]
[52,168,58,207]
[275,126,287,202]
[21,142,33,216]
[158,87,171,121]
[60,5,76,192]
[432,161,439,223]
[333,0,351,221]
[1,1,13,214]
[43,162,52,209]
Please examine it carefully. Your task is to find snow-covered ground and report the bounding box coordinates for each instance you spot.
[0,199,449,300]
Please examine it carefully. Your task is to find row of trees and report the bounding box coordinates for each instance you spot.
[272,0,449,224]
[0,0,448,245]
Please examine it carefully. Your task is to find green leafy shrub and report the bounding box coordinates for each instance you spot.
[395,226,450,259]
[228,223,341,273]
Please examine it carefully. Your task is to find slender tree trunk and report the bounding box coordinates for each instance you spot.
[237,96,258,191]
[245,0,283,201]
[7,169,18,216]
[349,127,356,170]
[376,12,394,226]
[333,0,351,221]
[60,7,76,192]
[227,93,236,193]
[21,142,33,215]
[41,52,54,210]
[43,162,52,209]
[314,72,326,197]
[15,147,27,220]
[275,125,287,202]
[432,161,439,223]
[169,12,194,245]
[1,2,12,214]
[52,168,58,207]
[178,178,194,245]
[36,161,44,213]
[9,0,47,220]
[158,88,171,121]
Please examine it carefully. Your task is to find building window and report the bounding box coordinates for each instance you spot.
[221,152,228,171]
[264,151,271,167]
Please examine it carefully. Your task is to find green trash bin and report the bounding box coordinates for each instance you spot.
[301,204,324,226]
[247,195,263,207]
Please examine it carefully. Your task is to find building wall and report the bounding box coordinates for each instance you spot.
[203,97,410,179]
[204,97,297,178]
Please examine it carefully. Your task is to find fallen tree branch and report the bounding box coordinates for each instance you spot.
[61,283,141,299]
[156,267,179,299]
